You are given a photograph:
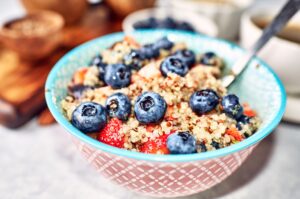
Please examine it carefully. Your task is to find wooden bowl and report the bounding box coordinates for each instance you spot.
[105,0,155,17]
[0,11,64,61]
[21,0,87,25]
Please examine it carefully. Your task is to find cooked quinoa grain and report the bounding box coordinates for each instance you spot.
[61,37,261,154]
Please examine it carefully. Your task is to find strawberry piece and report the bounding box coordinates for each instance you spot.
[146,124,157,133]
[140,134,170,154]
[243,103,256,117]
[124,36,140,47]
[73,67,88,85]
[226,128,243,141]
[97,118,124,148]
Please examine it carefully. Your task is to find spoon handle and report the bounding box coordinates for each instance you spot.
[251,0,300,55]
[222,0,300,88]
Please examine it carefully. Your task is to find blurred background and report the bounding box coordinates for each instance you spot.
[0,0,299,199]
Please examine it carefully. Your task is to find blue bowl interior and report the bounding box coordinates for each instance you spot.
[45,30,286,162]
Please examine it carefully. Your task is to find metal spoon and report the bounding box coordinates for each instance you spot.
[222,0,300,88]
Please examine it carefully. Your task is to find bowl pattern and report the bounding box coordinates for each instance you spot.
[46,30,286,197]
[73,135,256,197]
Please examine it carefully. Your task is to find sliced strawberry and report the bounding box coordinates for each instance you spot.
[97,118,124,148]
[124,36,140,47]
[226,127,243,141]
[140,134,170,154]
[73,67,88,85]
[146,124,157,133]
[243,103,256,117]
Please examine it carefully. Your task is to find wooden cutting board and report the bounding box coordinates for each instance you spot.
[0,4,122,128]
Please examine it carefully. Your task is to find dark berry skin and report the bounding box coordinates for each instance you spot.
[200,52,217,66]
[236,115,251,130]
[90,55,107,80]
[173,49,196,68]
[158,17,177,29]
[71,102,107,133]
[123,49,145,70]
[199,142,207,152]
[134,92,167,124]
[221,94,244,120]
[211,141,220,149]
[160,56,189,77]
[105,93,131,121]
[68,85,92,99]
[189,89,220,115]
[104,64,131,89]
[140,44,160,59]
[133,17,157,29]
[167,131,197,154]
[154,37,174,50]
[177,22,195,32]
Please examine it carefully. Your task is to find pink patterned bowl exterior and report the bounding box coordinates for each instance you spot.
[45,31,286,198]
[73,135,256,197]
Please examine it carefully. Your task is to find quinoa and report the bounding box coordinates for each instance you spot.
[61,38,261,153]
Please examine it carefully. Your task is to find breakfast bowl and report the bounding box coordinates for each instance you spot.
[45,30,286,197]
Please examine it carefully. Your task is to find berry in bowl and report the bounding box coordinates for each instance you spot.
[45,30,286,197]
[123,8,218,37]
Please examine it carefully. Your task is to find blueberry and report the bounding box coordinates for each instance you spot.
[199,142,207,152]
[106,93,131,121]
[123,49,145,70]
[236,115,251,130]
[200,52,217,66]
[167,131,197,154]
[160,56,189,77]
[134,92,167,124]
[90,55,107,80]
[68,85,92,99]
[154,37,174,50]
[211,141,220,149]
[104,64,131,89]
[133,17,157,29]
[71,102,107,133]
[177,22,195,32]
[173,49,196,68]
[189,89,220,115]
[159,17,177,29]
[140,44,160,59]
[221,94,244,119]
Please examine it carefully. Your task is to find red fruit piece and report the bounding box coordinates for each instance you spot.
[243,103,257,117]
[226,127,243,141]
[140,134,170,154]
[97,118,124,148]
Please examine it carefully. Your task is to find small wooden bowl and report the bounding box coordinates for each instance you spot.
[21,0,87,25]
[105,0,155,17]
[0,11,64,61]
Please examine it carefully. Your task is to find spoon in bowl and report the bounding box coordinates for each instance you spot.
[222,0,300,88]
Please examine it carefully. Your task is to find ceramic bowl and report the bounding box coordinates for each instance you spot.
[45,30,286,197]
[170,0,253,40]
[240,6,300,94]
[0,11,64,61]
[123,8,218,37]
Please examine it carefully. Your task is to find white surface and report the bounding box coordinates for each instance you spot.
[1,121,300,199]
